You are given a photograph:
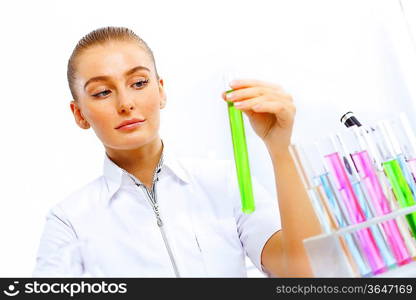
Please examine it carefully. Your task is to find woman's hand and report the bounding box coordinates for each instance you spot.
[222,79,296,155]
[222,80,320,277]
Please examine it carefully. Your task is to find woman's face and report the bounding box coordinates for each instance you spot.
[70,40,166,151]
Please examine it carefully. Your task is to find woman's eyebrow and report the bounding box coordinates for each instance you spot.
[84,76,110,90]
[124,65,150,76]
[84,66,151,90]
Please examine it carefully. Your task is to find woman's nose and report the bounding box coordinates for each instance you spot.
[117,93,135,114]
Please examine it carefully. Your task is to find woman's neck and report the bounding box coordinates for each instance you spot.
[105,137,163,189]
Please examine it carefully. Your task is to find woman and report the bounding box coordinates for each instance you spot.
[33,26,321,277]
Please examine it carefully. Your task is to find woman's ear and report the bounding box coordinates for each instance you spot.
[158,78,167,109]
[70,100,90,129]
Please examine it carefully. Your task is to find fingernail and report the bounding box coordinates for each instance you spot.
[233,101,243,107]
[230,80,239,87]
[225,92,234,100]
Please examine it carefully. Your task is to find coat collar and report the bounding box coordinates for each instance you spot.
[102,139,191,204]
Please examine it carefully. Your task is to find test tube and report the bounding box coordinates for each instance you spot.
[319,136,387,274]
[224,76,255,214]
[335,132,397,268]
[340,112,389,195]
[291,144,369,276]
[340,112,416,256]
[308,144,351,228]
[291,144,340,233]
[391,113,416,185]
[342,130,412,266]
[381,120,416,197]
[371,122,416,238]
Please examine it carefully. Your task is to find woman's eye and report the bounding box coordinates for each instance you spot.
[92,90,111,98]
[132,79,149,89]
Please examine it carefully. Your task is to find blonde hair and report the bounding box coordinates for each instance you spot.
[67,26,159,100]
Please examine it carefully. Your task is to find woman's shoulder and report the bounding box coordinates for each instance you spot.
[49,175,107,220]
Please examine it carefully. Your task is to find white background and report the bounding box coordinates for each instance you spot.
[1,0,416,276]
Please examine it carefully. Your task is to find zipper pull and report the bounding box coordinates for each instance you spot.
[156,215,163,227]
[154,205,164,227]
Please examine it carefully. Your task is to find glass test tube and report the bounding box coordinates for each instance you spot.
[392,114,416,186]
[320,137,387,275]
[341,130,412,266]
[224,77,255,214]
[290,144,333,233]
[309,144,371,276]
[291,144,369,276]
[374,122,416,238]
[340,112,390,197]
[382,120,416,197]
[340,112,416,257]
[332,133,396,269]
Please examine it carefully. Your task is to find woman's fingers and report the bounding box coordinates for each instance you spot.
[221,80,292,104]
[250,100,296,119]
[229,79,282,91]
[224,86,274,102]
[233,96,296,123]
[232,96,264,110]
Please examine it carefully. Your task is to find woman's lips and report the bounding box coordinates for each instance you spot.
[115,119,146,131]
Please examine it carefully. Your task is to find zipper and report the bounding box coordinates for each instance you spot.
[139,182,180,277]
[127,169,181,277]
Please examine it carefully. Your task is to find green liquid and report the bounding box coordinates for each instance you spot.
[383,159,416,237]
[226,90,255,214]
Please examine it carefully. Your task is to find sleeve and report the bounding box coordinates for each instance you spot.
[227,160,282,275]
[32,205,83,277]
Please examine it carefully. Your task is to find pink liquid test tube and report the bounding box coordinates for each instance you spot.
[325,152,387,274]
[352,150,412,265]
